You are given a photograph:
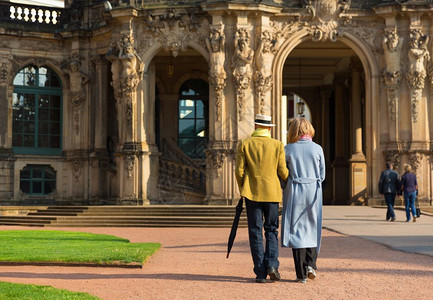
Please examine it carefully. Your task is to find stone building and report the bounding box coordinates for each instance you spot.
[0,0,432,206]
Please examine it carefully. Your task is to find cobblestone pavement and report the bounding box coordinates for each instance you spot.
[0,206,432,300]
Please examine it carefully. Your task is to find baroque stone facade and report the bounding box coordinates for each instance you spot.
[0,0,432,206]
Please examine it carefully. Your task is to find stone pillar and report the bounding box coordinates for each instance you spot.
[320,86,333,204]
[332,76,349,204]
[349,60,367,204]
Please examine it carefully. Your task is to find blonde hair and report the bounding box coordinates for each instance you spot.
[287,117,315,143]
[404,163,412,173]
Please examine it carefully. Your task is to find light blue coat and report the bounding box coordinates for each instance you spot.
[281,139,326,252]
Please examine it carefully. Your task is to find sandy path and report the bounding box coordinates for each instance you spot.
[0,226,432,299]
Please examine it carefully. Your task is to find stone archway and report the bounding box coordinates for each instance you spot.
[273,28,380,204]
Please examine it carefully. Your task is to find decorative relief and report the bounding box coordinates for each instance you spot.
[72,159,84,183]
[0,55,13,86]
[124,154,136,179]
[406,29,429,123]
[304,0,351,42]
[206,24,226,122]
[382,30,403,123]
[232,28,254,121]
[205,149,226,177]
[409,152,423,173]
[141,9,208,57]
[384,150,401,170]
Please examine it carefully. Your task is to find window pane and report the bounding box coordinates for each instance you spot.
[50,109,60,121]
[32,181,42,194]
[196,120,205,137]
[179,109,193,119]
[39,108,49,121]
[44,181,55,194]
[38,135,50,148]
[32,167,43,179]
[179,119,195,137]
[39,95,50,108]
[50,123,60,135]
[50,136,60,148]
[45,168,56,180]
[49,72,61,87]
[24,66,36,86]
[23,135,34,147]
[50,95,61,108]
[23,94,35,107]
[20,168,31,179]
[196,100,204,118]
[13,73,24,86]
[13,121,23,133]
[12,135,22,147]
[20,180,30,193]
[23,121,35,134]
[38,122,49,134]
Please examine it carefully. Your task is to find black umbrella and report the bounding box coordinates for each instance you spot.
[226,197,244,258]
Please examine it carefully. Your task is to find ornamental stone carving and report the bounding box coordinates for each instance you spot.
[124,154,136,179]
[0,55,13,86]
[384,150,401,170]
[406,29,429,123]
[304,0,351,42]
[409,152,423,173]
[206,24,226,122]
[72,159,84,183]
[142,9,208,57]
[232,28,254,121]
[206,149,225,177]
[106,32,144,132]
[254,30,278,115]
[382,30,403,122]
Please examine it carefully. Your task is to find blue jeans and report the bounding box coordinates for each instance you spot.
[384,193,396,220]
[404,191,417,221]
[245,198,279,279]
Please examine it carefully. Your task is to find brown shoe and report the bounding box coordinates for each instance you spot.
[413,217,416,222]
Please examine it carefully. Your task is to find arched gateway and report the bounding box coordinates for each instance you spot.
[0,1,432,207]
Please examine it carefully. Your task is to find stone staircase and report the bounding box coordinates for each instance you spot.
[0,206,247,227]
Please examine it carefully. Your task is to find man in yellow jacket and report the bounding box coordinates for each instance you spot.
[235,114,289,283]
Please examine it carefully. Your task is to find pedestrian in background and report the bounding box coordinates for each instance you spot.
[378,162,400,221]
[401,163,418,222]
[235,114,289,283]
[281,118,325,283]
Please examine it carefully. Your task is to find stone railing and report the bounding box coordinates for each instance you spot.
[158,138,205,195]
[0,2,63,31]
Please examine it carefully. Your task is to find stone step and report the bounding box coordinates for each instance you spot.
[0,205,248,227]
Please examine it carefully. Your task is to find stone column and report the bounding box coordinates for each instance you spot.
[320,86,333,204]
[349,60,367,204]
[332,76,349,204]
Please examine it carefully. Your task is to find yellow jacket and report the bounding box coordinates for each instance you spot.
[235,135,289,202]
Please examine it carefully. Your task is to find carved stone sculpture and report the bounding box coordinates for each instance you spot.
[406,29,430,123]
[254,30,277,114]
[382,30,403,122]
[304,0,351,42]
[232,28,253,121]
[68,60,90,107]
[106,33,144,140]
[206,25,226,122]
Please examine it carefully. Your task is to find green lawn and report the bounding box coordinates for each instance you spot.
[0,281,99,299]
[0,230,160,266]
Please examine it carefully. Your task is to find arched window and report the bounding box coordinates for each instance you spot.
[20,165,56,195]
[178,79,209,159]
[12,65,62,155]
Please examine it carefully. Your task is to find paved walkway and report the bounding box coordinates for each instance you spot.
[0,206,432,299]
[323,206,433,257]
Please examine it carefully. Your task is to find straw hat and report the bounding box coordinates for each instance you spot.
[254,114,275,127]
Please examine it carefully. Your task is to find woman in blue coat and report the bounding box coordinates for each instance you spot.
[281,118,325,283]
